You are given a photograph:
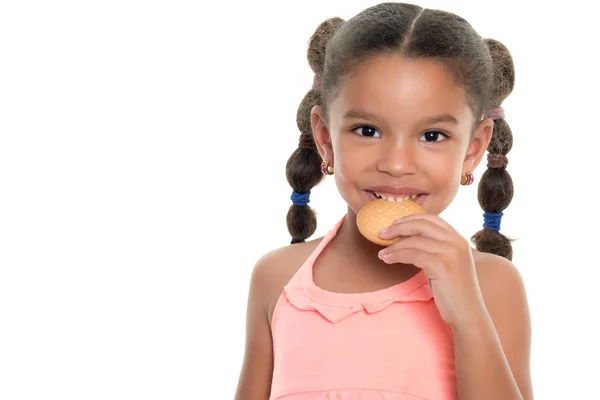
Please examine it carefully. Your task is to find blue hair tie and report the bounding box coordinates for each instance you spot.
[483,212,503,232]
[291,190,310,206]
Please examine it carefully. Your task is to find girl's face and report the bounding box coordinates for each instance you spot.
[312,55,493,216]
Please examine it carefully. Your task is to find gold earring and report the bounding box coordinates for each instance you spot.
[461,171,474,186]
[321,160,334,175]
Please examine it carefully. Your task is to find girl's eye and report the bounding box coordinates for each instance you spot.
[352,125,381,138]
[419,130,449,143]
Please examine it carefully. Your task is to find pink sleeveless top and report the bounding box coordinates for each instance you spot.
[270,216,458,400]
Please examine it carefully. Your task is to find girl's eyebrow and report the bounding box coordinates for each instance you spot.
[343,109,459,124]
[343,109,381,122]
[422,114,459,124]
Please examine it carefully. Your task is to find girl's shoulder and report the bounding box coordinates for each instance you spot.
[472,248,529,335]
[250,237,325,326]
[472,248,524,292]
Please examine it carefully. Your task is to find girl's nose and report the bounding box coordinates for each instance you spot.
[375,140,418,177]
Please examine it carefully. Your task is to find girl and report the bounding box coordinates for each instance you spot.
[235,3,532,399]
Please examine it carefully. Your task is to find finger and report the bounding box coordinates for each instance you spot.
[379,248,441,274]
[380,235,444,258]
[379,217,450,241]
[393,213,456,233]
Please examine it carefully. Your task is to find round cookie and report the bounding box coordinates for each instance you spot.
[356,198,427,246]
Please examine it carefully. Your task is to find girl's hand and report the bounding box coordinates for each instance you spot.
[377,214,489,330]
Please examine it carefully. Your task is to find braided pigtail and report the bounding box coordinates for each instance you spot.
[471,39,516,260]
[286,17,344,244]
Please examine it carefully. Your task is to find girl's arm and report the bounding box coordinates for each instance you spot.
[453,255,534,400]
[234,258,275,400]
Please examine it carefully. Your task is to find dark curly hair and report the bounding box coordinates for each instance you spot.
[285,3,516,260]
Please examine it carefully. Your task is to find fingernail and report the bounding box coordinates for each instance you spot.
[378,250,386,259]
[379,228,388,236]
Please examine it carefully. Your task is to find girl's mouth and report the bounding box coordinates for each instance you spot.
[366,191,428,205]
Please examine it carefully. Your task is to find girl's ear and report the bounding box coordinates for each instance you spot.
[311,105,333,162]
[463,117,494,173]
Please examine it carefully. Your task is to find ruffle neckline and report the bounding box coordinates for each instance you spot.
[283,215,433,324]
[272,388,434,399]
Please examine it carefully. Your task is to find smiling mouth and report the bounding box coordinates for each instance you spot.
[367,191,424,202]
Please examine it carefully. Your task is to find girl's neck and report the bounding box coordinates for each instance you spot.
[331,206,416,271]
[337,208,381,254]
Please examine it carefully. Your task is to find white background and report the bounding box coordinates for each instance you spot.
[1,0,598,399]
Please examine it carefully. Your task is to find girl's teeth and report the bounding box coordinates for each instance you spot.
[373,192,420,202]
